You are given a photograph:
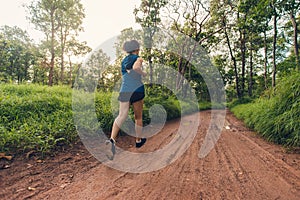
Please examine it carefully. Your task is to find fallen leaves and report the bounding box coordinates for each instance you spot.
[0,153,13,169]
[2,164,10,169]
[0,152,13,160]
[27,187,37,191]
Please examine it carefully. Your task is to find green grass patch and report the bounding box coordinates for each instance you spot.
[0,84,76,155]
[231,72,300,147]
[1,84,209,156]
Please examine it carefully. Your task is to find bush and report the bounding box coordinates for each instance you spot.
[0,84,202,155]
[231,72,300,147]
[227,97,253,109]
[0,84,76,155]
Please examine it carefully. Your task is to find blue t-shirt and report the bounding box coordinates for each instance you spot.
[119,54,144,93]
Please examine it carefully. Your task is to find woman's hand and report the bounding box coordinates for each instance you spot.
[133,58,147,76]
[137,57,143,63]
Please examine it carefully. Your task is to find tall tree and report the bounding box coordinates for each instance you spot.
[269,0,286,87]
[255,0,273,89]
[80,49,110,91]
[26,0,87,86]
[209,0,242,98]
[134,0,167,86]
[0,26,36,84]
[283,0,300,71]
[66,39,91,85]
[237,5,247,97]
[57,0,85,83]
[27,0,60,86]
[270,0,278,87]
[239,0,272,95]
[164,0,220,92]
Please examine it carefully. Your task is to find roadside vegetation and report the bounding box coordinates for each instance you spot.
[0,84,209,155]
[0,0,299,156]
[230,72,300,147]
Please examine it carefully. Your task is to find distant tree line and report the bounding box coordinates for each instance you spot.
[134,0,300,100]
[0,0,91,86]
[0,0,299,100]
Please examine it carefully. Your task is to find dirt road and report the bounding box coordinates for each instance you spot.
[1,110,299,199]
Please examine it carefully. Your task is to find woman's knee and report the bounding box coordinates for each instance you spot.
[118,112,128,121]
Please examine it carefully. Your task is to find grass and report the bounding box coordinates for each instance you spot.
[0,84,76,155]
[231,72,300,147]
[0,84,214,156]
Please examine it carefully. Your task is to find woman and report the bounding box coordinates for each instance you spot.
[106,40,147,158]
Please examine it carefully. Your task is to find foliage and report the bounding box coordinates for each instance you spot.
[134,0,168,86]
[1,0,299,155]
[0,84,76,155]
[26,0,90,86]
[231,72,300,147]
[227,97,254,109]
[0,26,37,84]
[208,0,300,99]
[0,84,204,155]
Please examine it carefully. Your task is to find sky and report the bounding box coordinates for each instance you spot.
[0,0,141,50]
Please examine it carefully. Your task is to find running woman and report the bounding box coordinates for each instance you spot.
[106,40,147,159]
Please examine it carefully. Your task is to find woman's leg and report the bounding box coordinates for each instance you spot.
[110,101,130,141]
[132,99,144,142]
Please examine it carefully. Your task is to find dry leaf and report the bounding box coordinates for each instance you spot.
[60,183,69,189]
[2,165,10,169]
[26,164,33,169]
[0,153,13,160]
[27,187,36,191]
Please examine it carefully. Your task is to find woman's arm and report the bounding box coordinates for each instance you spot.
[133,57,147,77]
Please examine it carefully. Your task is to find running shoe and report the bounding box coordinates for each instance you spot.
[136,138,147,148]
[105,139,116,160]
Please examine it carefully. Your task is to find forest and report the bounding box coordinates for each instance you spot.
[0,0,299,155]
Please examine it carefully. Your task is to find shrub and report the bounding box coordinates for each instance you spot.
[0,84,76,155]
[231,72,300,147]
[0,84,202,155]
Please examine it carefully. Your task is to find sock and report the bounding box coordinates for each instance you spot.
[110,138,116,144]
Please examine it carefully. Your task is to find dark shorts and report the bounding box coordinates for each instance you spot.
[118,92,145,104]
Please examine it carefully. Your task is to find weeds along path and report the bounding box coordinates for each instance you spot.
[1,110,300,200]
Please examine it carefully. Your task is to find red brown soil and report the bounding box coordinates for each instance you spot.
[1,110,299,200]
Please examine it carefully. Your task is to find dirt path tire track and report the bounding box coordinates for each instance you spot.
[1,110,299,200]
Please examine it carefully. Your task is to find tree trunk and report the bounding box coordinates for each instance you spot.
[263,29,268,89]
[144,28,155,88]
[176,57,184,90]
[240,31,246,97]
[148,50,153,87]
[290,12,299,71]
[60,25,65,83]
[272,11,277,88]
[69,55,73,86]
[238,11,246,97]
[249,36,253,97]
[48,10,55,86]
[60,25,68,83]
[224,23,241,99]
[176,41,197,92]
